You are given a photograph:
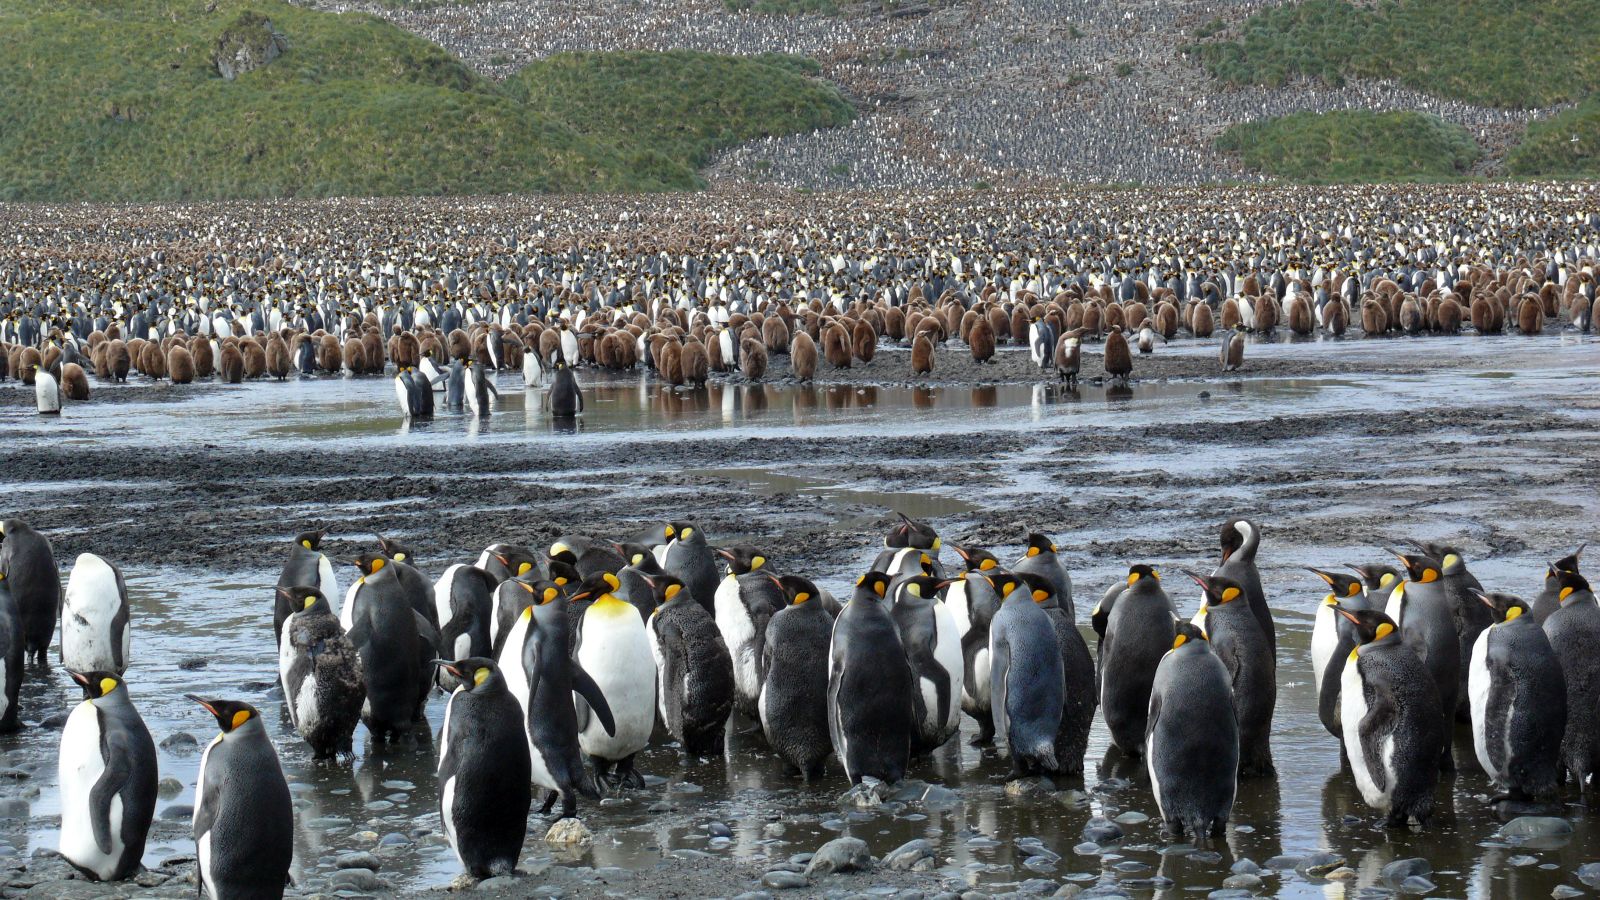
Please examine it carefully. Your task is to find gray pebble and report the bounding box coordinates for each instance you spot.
[329,867,390,892]
[335,851,381,871]
[806,837,872,876]
[158,733,199,753]
[1399,875,1436,894]
[1230,858,1260,876]
[762,870,809,889]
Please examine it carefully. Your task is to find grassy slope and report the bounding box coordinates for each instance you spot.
[505,51,853,187]
[1215,110,1480,182]
[1192,0,1599,109]
[0,1,851,201]
[1506,99,1600,176]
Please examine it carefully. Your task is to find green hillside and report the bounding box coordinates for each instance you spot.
[0,0,851,201]
[1192,0,1599,109]
[1216,110,1480,182]
[1506,100,1600,177]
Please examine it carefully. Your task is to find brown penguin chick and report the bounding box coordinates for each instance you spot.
[1122,302,1148,335]
[361,330,384,373]
[242,339,267,379]
[597,331,620,370]
[1253,296,1279,333]
[790,330,818,382]
[1470,296,1498,333]
[943,304,963,339]
[166,345,194,384]
[852,318,877,364]
[911,332,935,376]
[447,328,472,361]
[265,334,290,380]
[1189,302,1215,338]
[1518,294,1544,334]
[1398,297,1423,335]
[739,337,768,380]
[1155,301,1179,339]
[1222,327,1245,372]
[107,340,131,382]
[1287,296,1313,336]
[191,336,215,378]
[956,308,979,344]
[679,339,709,387]
[315,333,338,372]
[500,333,523,370]
[1326,298,1349,336]
[1064,301,1084,332]
[218,343,243,383]
[1590,295,1600,333]
[822,322,851,369]
[537,327,561,363]
[1054,327,1083,385]
[104,323,122,341]
[883,306,905,342]
[1360,297,1389,336]
[41,344,61,372]
[763,314,791,355]
[705,330,725,371]
[86,330,106,350]
[1219,297,1240,330]
[141,341,167,379]
[657,338,684,385]
[1436,298,1462,334]
[1103,325,1132,384]
[91,342,111,379]
[1569,294,1592,331]
[340,338,364,375]
[1006,305,1026,345]
[61,363,89,401]
[968,315,995,363]
[1539,282,1559,317]
[1103,303,1125,332]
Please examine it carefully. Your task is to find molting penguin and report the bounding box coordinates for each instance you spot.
[1027,573,1096,776]
[435,658,531,879]
[61,553,130,676]
[58,672,157,882]
[1542,570,1600,801]
[888,574,963,754]
[1337,608,1444,826]
[0,572,19,732]
[1146,622,1237,840]
[276,587,365,760]
[871,512,944,578]
[762,575,835,779]
[188,696,293,900]
[711,546,784,722]
[828,572,914,784]
[275,530,338,646]
[1307,567,1370,741]
[987,573,1065,777]
[0,519,60,664]
[433,564,495,662]
[1468,592,1565,803]
[569,573,655,789]
[1012,532,1074,619]
[949,546,1003,745]
[1215,519,1274,655]
[1185,569,1275,777]
[645,572,734,757]
[1100,564,1177,755]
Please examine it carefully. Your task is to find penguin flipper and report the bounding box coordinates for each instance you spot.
[571,664,616,737]
[88,750,132,855]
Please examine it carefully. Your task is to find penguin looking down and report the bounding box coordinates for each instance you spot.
[1307,567,1370,741]
[1147,621,1237,840]
[1184,568,1275,777]
[1337,608,1444,827]
[762,575,835,780]
[1468,592,1565,804]
[434,658,532,879]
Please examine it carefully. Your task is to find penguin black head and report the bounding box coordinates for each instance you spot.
[1389,550,1441,584]
[1126,563,1160,587]
[187,695,261,734]
[1306,567,1364,602]
[640,572,688,608]
[346,552,390,578]
[981,571,1026,601]
[715,546,769,576]
[1345,563,1401,593]
[547,540,579,565]
[1335,608,1398,649]
[294,529,326,551]
[1472,591,1529,624]
[1023,533,1057,558]
[613,542,657,570]
[1182,569,1243,606]
[1404,540,1465,573]
[276,585,331,615]
[491,544,540,578]
[1171,620,1207,649]
[664,522,701,545]
[1219,519,1257,563]
[853,571,892,602]
[69,670,125,701]
[898,574,945,601]
[1550,542,1585,578]
[374,533,414,564]
[434,657,502,693]
[952,544,1000,573]
[511,576,564,606]
[547,559,579,591]
[885,512,939,551]
[1015,572,1057,605]
[1556,570,1593,605]
[772,574,820,606]
[568,572,621,602]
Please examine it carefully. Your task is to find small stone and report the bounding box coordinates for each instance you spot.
[1081,817,1122,844]
[1264,855,1301,870]
[805,837,872,875]
[1576,862,1600,887]
[1296,851,1346,878]
[133,872,169,887]
[1326,867,1358,881]
[156,777,183,799]
[545,819,592,846]
[329,867,390,892]
[1552,886,1584,899]
[1222,874,1262,890]
[336,851,381,871]
[884,839,934,872]
[762,870,808,889]
[477,875,519,891]
[1400,875,1436,894]
[1501,817,1573,839]
[159,732,199,754]
[159,804,193,820]
[1053,888,1083,899]
[1072,842,1101,856]
[378,832,411,846]
[708,821,732,839]
[1230,858,1260,876]
[919,784,961,811]
[1509,855,1539,867]
[841,778,890,808]
[1113,811,1148,825]
[1023,855,1056,873]
[1005,777,1055,798]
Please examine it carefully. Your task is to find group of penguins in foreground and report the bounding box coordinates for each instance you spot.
[3,513,1600,897]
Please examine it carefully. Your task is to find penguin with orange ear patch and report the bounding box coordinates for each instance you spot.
[1467,593,1565,805]
[1337,608,1443,827]
[829,571,914,784]
[188,696,293,898]
[1184,569,1275,777]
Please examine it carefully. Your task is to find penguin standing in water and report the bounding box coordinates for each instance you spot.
[568,573,655,789]
[645,572,734,757]
[1185,570,1275,777]
[434,658,531,879]
[476,542,540,590]
[1542,570,1600,801]
[888,574,963,754]
[58,672,157,882]
[711,546,784,722]
[828,572,914,784]
[276,587,365,760]
[0,572,20,732]
[1337,608,1444,827]
[1215,519,1274,655]
[1468,592,1566,803]
[1307,568,1371,740]
[658,523,720,615]
[1146,622,1237,840]
[188,696,293,900]
[342,557,432,740]
[1101,565,1177,755]
[549,357,583,417]
[444,358,466,411]
[61,554,130,676]
[1386,551,1461,769]
[1531,545,1584,623]
[465,359,497,417]
[491,576,559,662]
[949,546,1003,745]
[369,538,439,635]
[275,530,338,646]
[987,573,1065,777]
[1012,533,1074,618]
[433,564,495,662]
[34,363,61,414]
[1027,573,1096,776]
[0,519,60,664]
[762,575,835,780]
[1408,541,1490,722]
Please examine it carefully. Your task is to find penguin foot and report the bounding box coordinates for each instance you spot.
[539,790,559,815]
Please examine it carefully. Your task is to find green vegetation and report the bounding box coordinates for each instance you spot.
[1507,99,1600,177]
[1215,110,1480,181]
[1192,0,1600,108]
[506,51,852,182]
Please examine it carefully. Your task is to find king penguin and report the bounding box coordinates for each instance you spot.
[1307,567,1370,741]
[658,522,720,615]
[0,519,60,664]
[1386,550,1461,769]
[949,545,1003,745]
[1337,608,1444,826]
[711,546,784,722]
[434,564,495,662]
[1101,564,1177,755]
[1542,570,1600,802]
[1025,572,1096,776]
[1408,540,1490,722]
[1215,519,1274,655]
[987,573,1065,777]
[58,672,157,882]
[762,575,835,779]
[569,573,655,789]
[435,658,531,879]
[188,696,293,900]
[342,556,432,741]
[549,357,583,417]
[646,572,734,757]
[828,572,914,784]
[61,553,131,676]
[0,571,20,732]
[276,586,365,760]
[1147,621,1237,840]
[1468,592,1566,803]
[1185,569,1276,777]
[1012,533,1074,618]
[888,574,963,754]
[1531,544,1584,623]
[275,529,338,647]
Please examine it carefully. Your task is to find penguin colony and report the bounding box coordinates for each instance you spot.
[6,510,1600,892]
[4,186,1600,415]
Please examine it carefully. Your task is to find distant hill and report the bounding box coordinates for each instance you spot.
[1507,99,1600,177]
[0,0,851,201]
[1216,111,1479,182]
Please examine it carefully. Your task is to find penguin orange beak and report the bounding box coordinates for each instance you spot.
[1179,567,1209,589]
[951,544,973,563]
[431,659,464,679]
[1470,589,1496,610]
[1335,608,1361,626]
[69,671,91,687]
[1303,566,1334,585]
[185,694,219,716]
[934,579,956,591]
[715,548,737,563]
[275,586,298,605]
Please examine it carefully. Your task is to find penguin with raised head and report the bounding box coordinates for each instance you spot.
[1027,572,1096,776]
[476,542,539,589]
[1185,569,1275,777]
[1542,570,1600,801]
[276,586,365,760]
[61,553,130,676]
[0,572,20,732]
[949,546,1003,745]
[658,522,720,615]
[1307,567,1371,740]
[1012,532,1074,618]
[275,530,338,646]
[646,572,734,757]
[1337,607,1444,826]
[569,573,655,789]
[1348,562,1402,598]
[711,546,784,721]
[1531,544,1584,623]
[188,696,293,900]
[1215,519,1273,654]
[829,572,914,784]
[1101,564,1177,755]
[1147,621,1238,839]
[762,574,835,779]
[1386,550,1461,769]
[58,672,157,882]
[549,356,583,417]
[342,556,432,740]
[987,572,1065,777]
[0,519,59,664]
[871,512,942,575]
[465,359,497,417]
[370,537,438,635]
[34,363,61,414]
[435,658,531,879]
[889,574,963,754]
[1469,592,1565,803]
[1407,540,1491,722]
[434,564,495,662]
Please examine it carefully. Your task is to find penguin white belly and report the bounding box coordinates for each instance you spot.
[560,332,578,365]
[339,581,362,633]
[1310,605,1337,692]
[1340,661,1386,809]
[527,734,558,791]
[1384,584,1405,622]
[885,548,921,578]
[648,623,670,723]
[973,649,991,706]
[434,565,465,658]
[1145,729,1166,822]
[466,377,483,416]
[393,376,411,417]
[931,600,964,734]
[1467,630,1496,780]
[523,353,543,387]
[295,672,321,735]
[441,775,460,858]
[713,578,759,704]
[62,554,125,673]
[317,555,339,606]
[498,614,532,716]
[945,581,972,641]
[36,372,61,413]
[198,831,216,900]
[277,623,301,726]
[60,703,123,879]
[454,633,471,660]
[1190,604,1209,637]
[577,607,656,759]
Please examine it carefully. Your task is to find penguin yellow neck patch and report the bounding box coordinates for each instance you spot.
[1172,634,1187,649]
[664,583,682,601]
[750,556,765,570]
[473,667,490,686]
[1504,605,1524,621]
[1375,622,1394,641]
[1560,586,1574,601]
[301,539,313,549]
[99,677,118,696]
[1220,586,1241,603]
[230,710,251,730]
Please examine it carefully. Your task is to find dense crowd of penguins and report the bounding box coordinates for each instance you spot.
[3,509,1600,895]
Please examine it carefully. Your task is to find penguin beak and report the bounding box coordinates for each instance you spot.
[766,574,784,594]
[1179,567,1209,589]
[950,544,973,563]
[1303,566,1334,586]
[714,547,737,563]
[275,586,299,605]
[431,659,463,679]
[1334,608,1361,626]
[1471,589,1495,610]
[69,671,90,687]
[185,694,219,716]
[934,579,956,591]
